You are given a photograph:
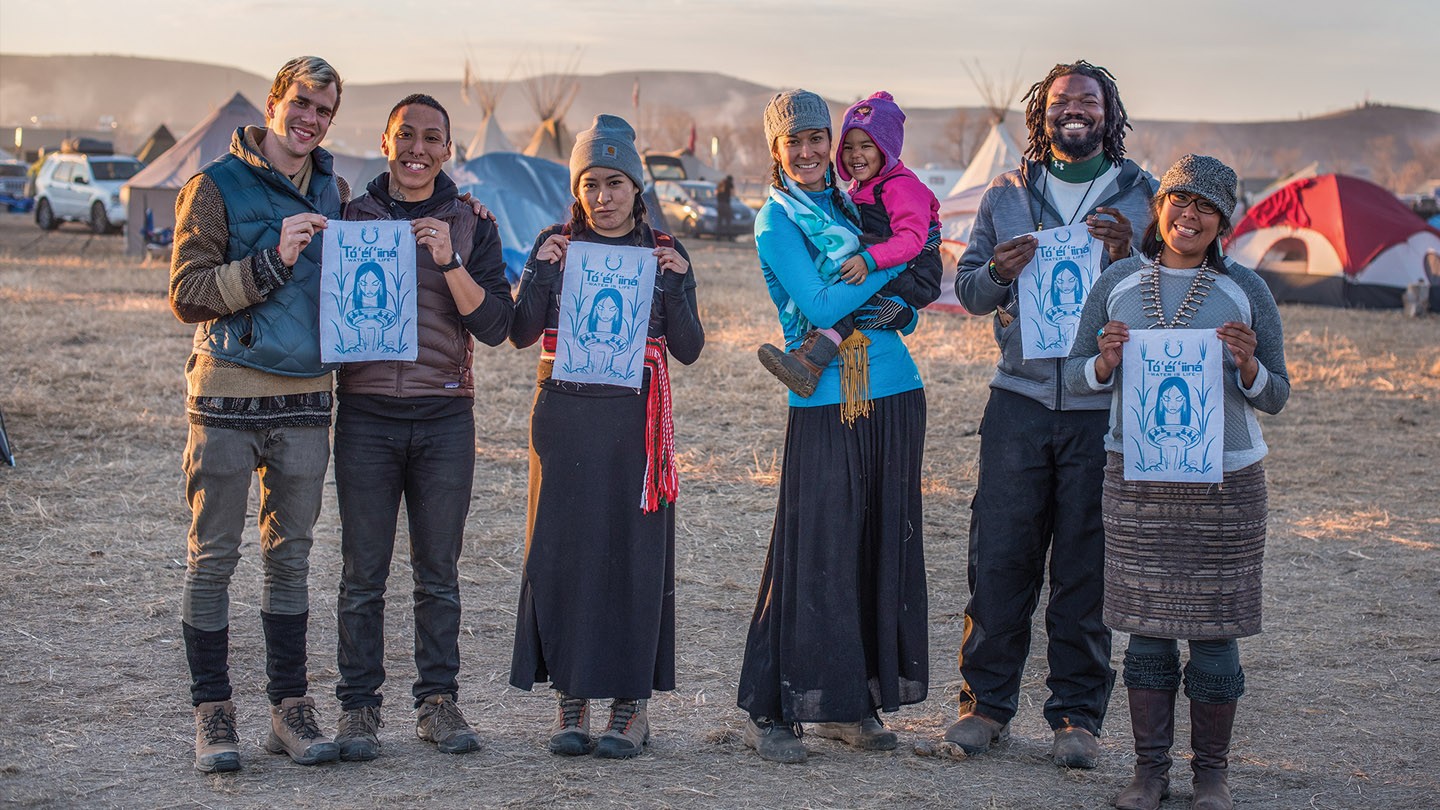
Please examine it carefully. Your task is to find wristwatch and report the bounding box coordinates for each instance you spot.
[437,252,463,271]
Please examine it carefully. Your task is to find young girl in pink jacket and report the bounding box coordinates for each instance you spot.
[758,91,943,397]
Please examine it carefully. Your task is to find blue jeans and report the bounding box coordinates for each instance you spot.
[334,403,475,709]
[957,389,1114,734]
[181,423,329,630]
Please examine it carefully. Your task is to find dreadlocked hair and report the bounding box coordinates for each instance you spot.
[568,191,650,245]
[1021,60,1131,165]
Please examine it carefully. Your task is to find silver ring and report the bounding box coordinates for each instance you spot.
[428,228,437,236]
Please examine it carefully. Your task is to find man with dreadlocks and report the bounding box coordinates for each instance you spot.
[947,59,1157,770]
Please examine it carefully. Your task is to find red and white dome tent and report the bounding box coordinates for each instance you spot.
[1225,174,1440,309]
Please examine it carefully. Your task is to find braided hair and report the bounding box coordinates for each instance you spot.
[1021,60,1130,165]
[567,190,650,245]
[768,133,857,227]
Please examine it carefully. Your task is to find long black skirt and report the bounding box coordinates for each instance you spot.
[737,389,928,723]
[509,383,676,699]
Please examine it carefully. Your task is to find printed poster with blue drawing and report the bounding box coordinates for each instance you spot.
[320,220,418,364]
[1017,223,1100,359]
[1122,328,1223,483]
[553,241,657,390]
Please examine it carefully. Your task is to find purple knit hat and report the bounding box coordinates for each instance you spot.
[836,91,905,182]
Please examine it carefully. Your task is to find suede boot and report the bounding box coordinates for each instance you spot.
[757,329,842,398]
[261,610,309,704]
[183,622,231,705]
[1114,689,1175,810]
[1190,701,1237,810]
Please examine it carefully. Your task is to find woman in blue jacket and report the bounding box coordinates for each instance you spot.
[736,89,928,763]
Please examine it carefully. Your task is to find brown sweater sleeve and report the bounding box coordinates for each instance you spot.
[169,172,352,324]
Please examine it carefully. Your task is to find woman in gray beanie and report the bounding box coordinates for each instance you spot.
[736,90,929,763]
[1063,155,1290,810]
[508,113,705,760]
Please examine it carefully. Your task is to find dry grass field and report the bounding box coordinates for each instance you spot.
[0,210,1436,809]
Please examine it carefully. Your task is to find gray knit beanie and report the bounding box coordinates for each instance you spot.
[1158,154,1238,222]
[763,89,831,149]
[570,114,645,193]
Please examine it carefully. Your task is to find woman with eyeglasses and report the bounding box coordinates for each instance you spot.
[1064,155,1289,810]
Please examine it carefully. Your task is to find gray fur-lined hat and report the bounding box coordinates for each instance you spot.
[570,114,645,193]
[763,89,831,149]
[1158,154,1238,221]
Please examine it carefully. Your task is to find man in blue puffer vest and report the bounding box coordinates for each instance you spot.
[169,56,348,773]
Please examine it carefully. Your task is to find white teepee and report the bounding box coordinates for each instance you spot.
[520,53,581,163]
[462,59,514,159]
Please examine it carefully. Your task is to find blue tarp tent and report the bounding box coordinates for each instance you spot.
[455,153,573,283]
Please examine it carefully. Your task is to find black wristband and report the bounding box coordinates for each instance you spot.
[437,251,463,271]
[987,258,1013,287]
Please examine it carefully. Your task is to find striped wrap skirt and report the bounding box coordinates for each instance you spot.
[1101,452,1267,640]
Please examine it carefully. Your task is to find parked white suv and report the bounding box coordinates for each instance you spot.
[34,153,142,233]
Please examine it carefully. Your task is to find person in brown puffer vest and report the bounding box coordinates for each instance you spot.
[330,94,515,762]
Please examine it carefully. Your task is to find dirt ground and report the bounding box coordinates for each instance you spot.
[0,210,1436,809]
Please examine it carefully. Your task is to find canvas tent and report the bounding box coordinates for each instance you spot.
[134,124,177,165]
[121,93,263,255]
[1226,174,1440,309]
[455,152,573,282]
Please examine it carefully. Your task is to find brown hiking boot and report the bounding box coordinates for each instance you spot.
[416,694,482,754]
[335,705,383,762]
[548,692,593,756]
[1051,724,1100,769]
[743,716,807,764]
[594,699,649,759]
[193,700,241,773]
[757,330,840,398]
[264,696,339,765]
[942,712,1010,756]
[811,716,898,751]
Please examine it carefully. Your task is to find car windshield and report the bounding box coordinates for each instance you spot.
[0,164,25,177]
[680,183,716,204]
[91,160,141,181]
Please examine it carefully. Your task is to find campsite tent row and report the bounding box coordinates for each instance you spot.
[117,92,654,281]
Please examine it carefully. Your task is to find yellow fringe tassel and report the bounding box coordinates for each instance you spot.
[838,330,873,427]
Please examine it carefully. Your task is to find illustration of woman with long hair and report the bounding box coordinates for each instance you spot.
[578,287,628,376]
[1043,260,1085,345]
[344,262,397,351]
[1147,376,1200,470]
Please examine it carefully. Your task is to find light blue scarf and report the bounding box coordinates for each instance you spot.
[767,174,860,336]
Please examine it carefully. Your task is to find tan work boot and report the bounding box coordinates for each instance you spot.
[416,694,482,754]
[811,716,898,751]
[193,700,241,773]
[594,699,650,759]
[548,692,593,756]
[264,696,340,765]
[942,711,1010,756]
[335,705,383,762]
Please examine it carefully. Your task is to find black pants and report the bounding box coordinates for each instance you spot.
[957,389,1113,734]
[334,403,475,709]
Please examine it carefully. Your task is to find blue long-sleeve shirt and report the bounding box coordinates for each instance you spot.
[755,189,923,408]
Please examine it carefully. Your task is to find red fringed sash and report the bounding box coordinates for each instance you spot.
[641,337,677,513]
[539,328,677,513]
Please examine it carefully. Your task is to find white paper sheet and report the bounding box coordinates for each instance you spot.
[320,220,418,363]
[552,241,658,389]
[1017,222,1101,359]
[1121,328,1224,483]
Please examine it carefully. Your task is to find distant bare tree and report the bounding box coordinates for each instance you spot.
[939,109,990,165]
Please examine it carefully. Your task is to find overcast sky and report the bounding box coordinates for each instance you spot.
[2,0,1433,121]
